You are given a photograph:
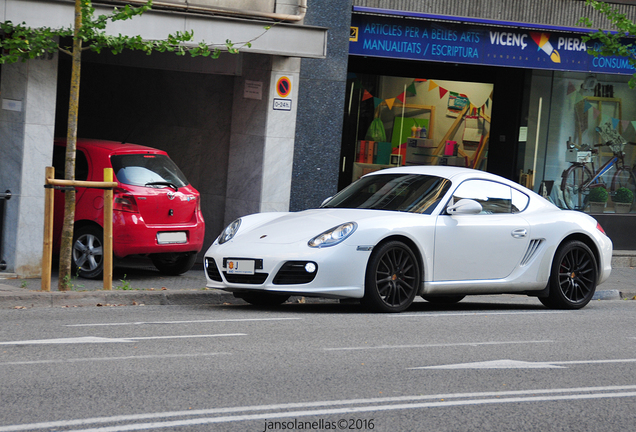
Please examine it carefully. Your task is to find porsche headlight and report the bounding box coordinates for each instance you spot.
[308,222,357,248]
[217,218,241,245]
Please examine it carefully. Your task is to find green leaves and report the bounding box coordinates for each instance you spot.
[0,20,68,63]
[580,0,636,88]
[0,0,251,64]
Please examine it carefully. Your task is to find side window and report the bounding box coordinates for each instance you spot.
[511,188,529,213]
[452,180,513,214]
[52,146,65,179]
[75,151,89,181]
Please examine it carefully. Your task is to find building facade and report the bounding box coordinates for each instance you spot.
[0,0,334,277]
[341,0,636,249]
[2,0,636,279]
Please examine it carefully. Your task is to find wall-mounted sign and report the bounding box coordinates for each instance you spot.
[349,14,635,75]
[350,26,359,42]
[2,99,23,112]
[244,80,263,100]
[276,76,292,98]
[273,98,292,111]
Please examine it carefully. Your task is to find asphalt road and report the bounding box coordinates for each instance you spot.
[1,297,635,432]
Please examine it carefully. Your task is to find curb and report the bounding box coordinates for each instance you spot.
[611,250,636,268]
[0,289,239,309]
[592,289,622,301]
[1,287,633,309]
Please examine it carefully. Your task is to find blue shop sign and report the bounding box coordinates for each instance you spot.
[349,14,635,75]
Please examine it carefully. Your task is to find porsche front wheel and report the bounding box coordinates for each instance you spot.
[363,241,420,313]
[540,240,598,309]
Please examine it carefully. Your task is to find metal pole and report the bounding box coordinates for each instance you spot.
[0,190,11,272]
[532,97,543,190]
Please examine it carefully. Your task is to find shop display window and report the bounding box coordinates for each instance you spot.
[342,74,494,183]
[522,71,636,214]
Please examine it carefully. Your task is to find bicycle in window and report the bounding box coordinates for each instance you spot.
[560,123,636,211]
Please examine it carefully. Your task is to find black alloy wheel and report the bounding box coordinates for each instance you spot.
[540,240,598,309]
[363,240,421,313]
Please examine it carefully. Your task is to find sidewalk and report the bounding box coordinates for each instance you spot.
[0,254,634,309]
[0,259,240,308]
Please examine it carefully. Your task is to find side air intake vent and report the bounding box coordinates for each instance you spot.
[520,239,544,266]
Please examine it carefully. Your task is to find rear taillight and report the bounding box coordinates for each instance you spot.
[113,188,139,213]
[596,222,606,235]
[196,195,201,212]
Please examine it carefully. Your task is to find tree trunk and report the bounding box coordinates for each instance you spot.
[58,0,82,291]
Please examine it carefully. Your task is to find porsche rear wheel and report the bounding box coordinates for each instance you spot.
[363,241,420,313]
[235,292,290,306]
[540,240,598,309]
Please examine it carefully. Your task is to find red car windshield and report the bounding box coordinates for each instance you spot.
[111,154,189,189]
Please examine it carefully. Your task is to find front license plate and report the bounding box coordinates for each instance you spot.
[226,259,255,275]
[157,231,187,244]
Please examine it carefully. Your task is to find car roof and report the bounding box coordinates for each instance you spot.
[54,138,166,155]
[365,165,521,188]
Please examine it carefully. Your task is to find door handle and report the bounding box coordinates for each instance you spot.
[511,228,527,238]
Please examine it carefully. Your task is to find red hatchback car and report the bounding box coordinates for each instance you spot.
[53,139,205,279]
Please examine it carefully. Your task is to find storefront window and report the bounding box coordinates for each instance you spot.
[342,74,494,184]
[522,71,636,214]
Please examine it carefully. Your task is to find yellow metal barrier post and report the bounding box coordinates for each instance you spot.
[41,168,117,292]
[41,167,55,292]
[103,168,114,290]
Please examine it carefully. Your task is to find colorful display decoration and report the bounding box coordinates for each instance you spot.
[348,74,491,119]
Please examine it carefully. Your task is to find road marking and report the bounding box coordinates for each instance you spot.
[66,318,301,327]
[413,359,563,369]
[412,358,636,370]
[0,334,246,345]
[324,340,554,351]
[391,311,567,318]
[1,385,635,431]
[0,352,230,366]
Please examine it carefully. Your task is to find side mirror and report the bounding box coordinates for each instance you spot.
[447,198,482,215]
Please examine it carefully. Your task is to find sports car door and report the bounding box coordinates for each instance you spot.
[433,179,530,281]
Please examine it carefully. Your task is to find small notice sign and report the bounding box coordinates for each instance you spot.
[244,80,263,100]
[2,99,22,112]
[273,98,292,111]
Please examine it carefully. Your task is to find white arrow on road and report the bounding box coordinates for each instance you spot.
[410,358,636,370]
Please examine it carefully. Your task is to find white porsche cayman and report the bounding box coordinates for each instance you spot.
[204,166,612,312]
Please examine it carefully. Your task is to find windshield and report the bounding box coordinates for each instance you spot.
[111,154,189,188]
[323,174,451,214]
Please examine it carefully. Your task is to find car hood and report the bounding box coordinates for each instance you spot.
[234,208,402,245]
